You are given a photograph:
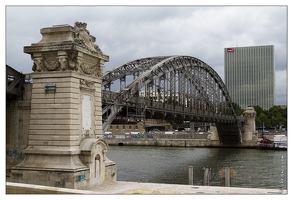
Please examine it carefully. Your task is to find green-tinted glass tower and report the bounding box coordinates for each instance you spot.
[224,45,275,110]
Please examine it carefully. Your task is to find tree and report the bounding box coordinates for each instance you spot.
[251,105,287,129]
[268,106,287,129]
[231,102,245,116]
[250,105,264,118]
[257,112,271,128]
[165,115,184,130]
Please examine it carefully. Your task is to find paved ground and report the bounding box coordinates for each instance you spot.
[88,181,287,195]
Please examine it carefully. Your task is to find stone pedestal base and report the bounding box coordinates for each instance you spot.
[10,138,117,189]
[10,168,89,189]
[10,153,89,189]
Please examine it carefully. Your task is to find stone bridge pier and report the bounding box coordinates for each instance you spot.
[241,107,258,144]
[10,22,116,189]
[208,107,258,146]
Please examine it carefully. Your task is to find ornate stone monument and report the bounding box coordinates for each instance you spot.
[10,22,116,189]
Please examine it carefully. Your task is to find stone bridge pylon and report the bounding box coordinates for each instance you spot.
[10,22,116,189]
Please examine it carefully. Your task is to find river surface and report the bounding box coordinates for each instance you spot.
[106,146,287,190]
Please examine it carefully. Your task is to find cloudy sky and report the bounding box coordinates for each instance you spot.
[5,4,289,106]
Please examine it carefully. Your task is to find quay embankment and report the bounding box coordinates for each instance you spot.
[6,181,287,194]
[104,138,258,148]
[104,131,286,148]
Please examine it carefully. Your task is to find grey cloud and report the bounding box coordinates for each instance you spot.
[5,5,287,105]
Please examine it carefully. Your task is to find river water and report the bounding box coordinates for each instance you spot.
[106,145,287,190]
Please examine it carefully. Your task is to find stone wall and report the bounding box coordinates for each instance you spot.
[6,83,32,176]
[104,162,117,183]
[7,77,117,188]
[105,138,216,147]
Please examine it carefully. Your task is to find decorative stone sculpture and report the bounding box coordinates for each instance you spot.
[25,21,109,77]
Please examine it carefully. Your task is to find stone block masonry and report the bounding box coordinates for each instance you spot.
[9,22,116,189]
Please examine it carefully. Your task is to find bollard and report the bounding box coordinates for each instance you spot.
[203,167,212,186]
[189,165,193,185]
[219,167,236,187]
[225,167,231,187]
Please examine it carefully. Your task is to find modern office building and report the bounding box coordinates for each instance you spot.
[224,45,275,110]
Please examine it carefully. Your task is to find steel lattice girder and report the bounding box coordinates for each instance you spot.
[102,56,172,87]
[6,65,25,98]
[124,56,235,114]
[102,55,241,143]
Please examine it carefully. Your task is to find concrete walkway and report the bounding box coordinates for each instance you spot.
[6,181,287,195]
[88,181,287,195]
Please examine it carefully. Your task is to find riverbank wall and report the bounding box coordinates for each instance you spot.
[104,138,258,148]
[104,131,286,148]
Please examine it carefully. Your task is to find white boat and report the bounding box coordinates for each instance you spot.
[257,135,287,150]
[273,135,287,149]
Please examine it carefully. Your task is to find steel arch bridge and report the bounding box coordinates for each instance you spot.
[102,55,244,144]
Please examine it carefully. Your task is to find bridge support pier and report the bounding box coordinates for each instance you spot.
[242,107,258,144]
[207,126,219,141]
[10,22,116,189]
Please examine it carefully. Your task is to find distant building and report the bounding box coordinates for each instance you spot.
[106,118,172,134]
[224,45,275,109]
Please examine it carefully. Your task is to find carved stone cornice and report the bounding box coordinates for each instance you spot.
[24,43,109,61]
[24,43,73,53]
[24,22,109,78]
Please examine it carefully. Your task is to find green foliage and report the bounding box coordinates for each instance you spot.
[167,118,184,130]
[231,102,245,116]
[164,98,287,130]
[250,105,287,129]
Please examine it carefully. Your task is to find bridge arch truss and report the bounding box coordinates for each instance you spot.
[102,56,242,144]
